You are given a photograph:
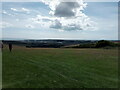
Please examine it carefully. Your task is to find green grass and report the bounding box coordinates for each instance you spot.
[0,50,2,89]
[2,45,118,88]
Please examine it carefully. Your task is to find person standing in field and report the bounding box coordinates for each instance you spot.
[9,44,12,52]
[0,42,3,51]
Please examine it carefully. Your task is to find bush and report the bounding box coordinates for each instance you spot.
[95,40,115,48]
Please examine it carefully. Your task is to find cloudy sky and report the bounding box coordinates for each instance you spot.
[1,0,118,40]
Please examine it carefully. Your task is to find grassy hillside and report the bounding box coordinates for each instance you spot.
[2,45,118,88]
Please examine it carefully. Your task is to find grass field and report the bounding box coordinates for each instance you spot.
[2,45,118,88]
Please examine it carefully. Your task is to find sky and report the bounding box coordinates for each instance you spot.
[1,0,118,40]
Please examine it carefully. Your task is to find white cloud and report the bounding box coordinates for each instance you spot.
[28,15,57,29]
[38,0,96,31]
[21,8,30,13]
[2,10,13,16]
[2,10,7,14]
[11,8,18,11]
[0,22,13,28]
[11,7,30,13]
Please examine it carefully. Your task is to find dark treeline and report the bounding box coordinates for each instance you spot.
[66,40,120,49]
[2,40,120,48]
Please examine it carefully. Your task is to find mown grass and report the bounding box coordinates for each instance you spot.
[2,45,118,88]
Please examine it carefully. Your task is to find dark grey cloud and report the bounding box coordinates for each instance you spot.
[54,2,79,17]
[50,19,62,29]
[50,20,83,31]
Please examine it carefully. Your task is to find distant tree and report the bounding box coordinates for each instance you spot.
[95,40,115,48]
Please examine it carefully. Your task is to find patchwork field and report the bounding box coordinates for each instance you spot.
[2,45,118,88]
